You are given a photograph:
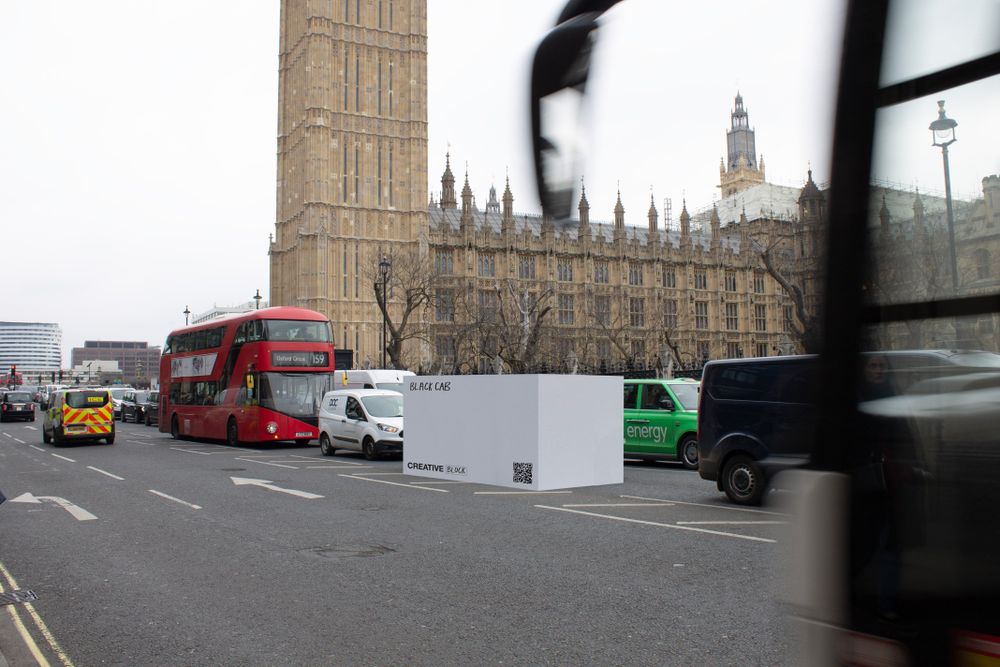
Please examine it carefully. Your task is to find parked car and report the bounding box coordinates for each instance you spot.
[622,378,699,469]
[1,390,36,422]
[121,390,150,423]
[318,389,404,460]
[107,386,133,420]
[140,391,160,426]
[43,388,115,445]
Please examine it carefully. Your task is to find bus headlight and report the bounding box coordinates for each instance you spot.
[265,422,278,434]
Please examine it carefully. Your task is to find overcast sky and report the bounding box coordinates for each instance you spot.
[2,1,997,367]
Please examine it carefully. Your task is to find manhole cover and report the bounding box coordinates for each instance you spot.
[299,545,396,560]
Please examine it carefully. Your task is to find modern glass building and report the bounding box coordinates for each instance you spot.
[0,321,62,372]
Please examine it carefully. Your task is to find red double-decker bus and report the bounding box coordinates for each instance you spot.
[159,307,347,445]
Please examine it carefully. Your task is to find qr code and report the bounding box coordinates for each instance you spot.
[513,462,533,485]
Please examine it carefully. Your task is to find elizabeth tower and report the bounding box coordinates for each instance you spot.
[270,0,428,363]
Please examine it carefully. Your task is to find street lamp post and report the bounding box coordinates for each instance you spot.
[253,289,262,310]
[183,305,191,326]
[929,99,959,293]
[379,256,391,368]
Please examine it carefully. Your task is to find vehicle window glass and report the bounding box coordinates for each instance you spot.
[880,0,1000,87]
[623,384,638,409]
[4,392,31,403]
[257,372,336,418]
[66,391,108,408]
[345,397,361,419]
[639,384,669,410]
[667,384,699,410]
[109,388,128,400]
[234,323,248,345]
[206,327,225,348]
[375,382,404,392]
[263,319,333,342]
[360,395,404,418]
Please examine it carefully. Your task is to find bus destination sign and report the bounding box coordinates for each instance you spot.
[271,351,329,367]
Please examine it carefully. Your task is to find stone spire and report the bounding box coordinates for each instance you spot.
[913,188,925,233]
[440,152,457,209]
[613,189,625,242]
[798,169,825,221]
[578,182,590,239]
[461,168,473,215]
[485,183,500,214]
[501,175,514,229]
[720,93,765,196]
[679,199,691,242]
[710,204,721,249]
[648,193,658,233]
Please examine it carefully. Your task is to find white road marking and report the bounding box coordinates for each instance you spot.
[2,433,11,438]
[621,494,790,517]
[535,505,777,543]
[50,454,76,463]
[10,493,97,521]
[563,502,675,508]
[676,520,789,525]
[235,457,298,469]
[171,447,211,455]
[23,426,37,431]
[289,455,366,465]
[306,465,373,469]
[124,439,156,446]
[230,477,323,499]
[408,480,468,485]
[0,562,75,667]
[354,472,407,476]
[29,445,44,452]
[13,438,25,444]
[149,490,202,510]
[474,491,573,495]
[339,474,449,492]
[87,466,125,481]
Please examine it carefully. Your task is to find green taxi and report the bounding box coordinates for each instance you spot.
[623,378,700,469]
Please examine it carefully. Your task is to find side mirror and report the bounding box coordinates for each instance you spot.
[659,397,676,411]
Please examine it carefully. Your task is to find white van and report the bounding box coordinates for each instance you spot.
[334,369,416,393]
[318,389,404,460]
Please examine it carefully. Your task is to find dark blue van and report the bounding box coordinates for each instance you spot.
[697,355,819,505]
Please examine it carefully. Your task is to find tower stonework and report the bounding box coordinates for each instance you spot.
[720,93,765,196]
[270,0,428,363]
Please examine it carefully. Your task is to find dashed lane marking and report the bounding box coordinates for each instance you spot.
[24,426,38,431]
[305,465,374,469]
[148,490,202,510]
[50,454,76,463]
[676,520,789,525]
[563,502,676,508]
[14,437,25,444]
[534,505,777,543]
[474,491,573,495]
[234,457,298,469]
[86,466,124,481]
[29,445,44,452]
[171,447,211,456]
[338,474,450,492]
[621,494,790,517]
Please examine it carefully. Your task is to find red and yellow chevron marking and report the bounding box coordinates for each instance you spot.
[61,403,113,435]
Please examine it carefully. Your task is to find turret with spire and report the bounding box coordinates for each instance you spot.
[613,189,625,243]
[710,204,721,251]
[501,175,514,236]
[679,200,691,246]
[440,152,457,209]
[578,181,590,239]
[720,93,765,196]
[648,193,659,249]
[485,183,500,214]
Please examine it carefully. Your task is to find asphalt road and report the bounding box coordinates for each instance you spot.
[0,417,792,666]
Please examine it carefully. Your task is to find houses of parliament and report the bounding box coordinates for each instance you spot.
[269,0,995,371]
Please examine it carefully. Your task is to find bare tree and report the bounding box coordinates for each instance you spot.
[751,228,823,353]
[368,246,440,369]
[486,280,555,373]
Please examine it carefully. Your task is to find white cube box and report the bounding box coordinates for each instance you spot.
[402,374,623,490]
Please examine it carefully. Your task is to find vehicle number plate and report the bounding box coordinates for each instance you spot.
[295,432,312,437]
[66,425,86,433]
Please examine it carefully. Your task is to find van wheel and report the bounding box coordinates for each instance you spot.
[43,427,51,444]
[144,413,151,426]
[227,418,239,447]
[170,415,181,440]
[679,435,699,470]
[105,434,115,445]
[362,437,377,461]
[722,455,765,505]
[319,433,335,457]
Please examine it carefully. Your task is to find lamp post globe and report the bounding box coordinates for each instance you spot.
[183,305,191,326]
[253,289,262,310]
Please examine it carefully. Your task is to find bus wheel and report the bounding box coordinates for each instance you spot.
[227,418,239,447]
[679,435,699,470]
[170,415,181,440]
[319,433,335,457]
[722,455,765,505]
[362,437,377,461]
